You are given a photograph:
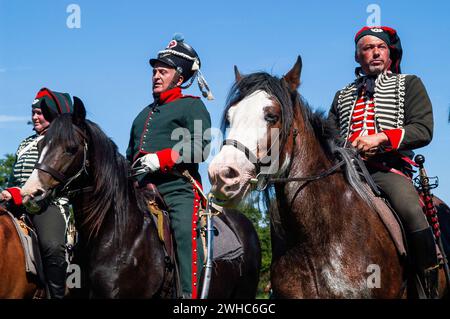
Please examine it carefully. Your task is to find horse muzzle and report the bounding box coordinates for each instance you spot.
[208,164,253,207]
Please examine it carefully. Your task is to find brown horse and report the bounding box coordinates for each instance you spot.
[0,205,38,298]
[208,56,449,298]
[20,98,261,298]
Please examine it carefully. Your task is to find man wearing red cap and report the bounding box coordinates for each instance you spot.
[328,26,437,298]
[1,88,74,298]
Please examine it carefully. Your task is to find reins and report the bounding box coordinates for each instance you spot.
[265,160,345,184]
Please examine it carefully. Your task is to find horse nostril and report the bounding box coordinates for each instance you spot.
[220,166,240,180]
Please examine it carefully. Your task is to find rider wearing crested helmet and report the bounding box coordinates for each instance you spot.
[126,34,212,299]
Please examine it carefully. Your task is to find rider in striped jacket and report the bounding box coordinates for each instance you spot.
[328,26,437,298]
[1,88,74,298]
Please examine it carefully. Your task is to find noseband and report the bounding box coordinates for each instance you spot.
[222,128,297,191]
[34,124,89,191]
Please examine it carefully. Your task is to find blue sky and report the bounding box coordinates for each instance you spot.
[1,0,449,200]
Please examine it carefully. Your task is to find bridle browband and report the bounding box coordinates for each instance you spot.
[34,124,89,192]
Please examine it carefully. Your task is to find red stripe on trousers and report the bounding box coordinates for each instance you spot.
[191,183,202,299]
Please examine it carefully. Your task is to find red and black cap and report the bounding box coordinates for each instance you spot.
[355,26,403,74]
[32,88,74,122]
[149,34,201,83]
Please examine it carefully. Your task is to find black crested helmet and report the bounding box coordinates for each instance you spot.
[150,34,200,83]
[149,34,214,100]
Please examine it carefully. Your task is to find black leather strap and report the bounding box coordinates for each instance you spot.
[34,163,67,183]
[222,139,261,172]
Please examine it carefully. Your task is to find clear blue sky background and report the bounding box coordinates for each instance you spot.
[1,0,449,200]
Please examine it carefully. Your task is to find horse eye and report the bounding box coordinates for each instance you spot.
[264,113,279,124]
[65,146,78,155]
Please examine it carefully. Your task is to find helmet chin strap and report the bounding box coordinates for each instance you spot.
[153,71,182,101]
[167,71,183,91]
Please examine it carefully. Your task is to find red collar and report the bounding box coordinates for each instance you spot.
[157,87,183,105]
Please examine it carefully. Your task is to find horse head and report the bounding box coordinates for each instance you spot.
[208,56,302,207]
[21,97,88,206]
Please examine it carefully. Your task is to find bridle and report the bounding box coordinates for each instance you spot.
[221,84,347,192]
[34,124,90,193]
[221,125,291,191]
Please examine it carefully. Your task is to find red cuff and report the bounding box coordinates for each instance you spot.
[383,129,404,150]
[156,148,180,172]
[5,187,22,206]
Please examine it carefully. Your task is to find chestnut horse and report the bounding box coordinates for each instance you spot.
[208,56,449,298]
[0,205,38,298]
[20,98,261,298]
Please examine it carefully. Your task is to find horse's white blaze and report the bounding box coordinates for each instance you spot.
[209,90,273,180]
[226,90,272,156]
[21,144,48,197]
[321,242,371,298]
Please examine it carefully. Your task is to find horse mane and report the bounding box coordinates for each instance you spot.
[44,114,133,240]
[222,72,375,235]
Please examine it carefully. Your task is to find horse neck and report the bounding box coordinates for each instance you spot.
[276,114,351,249]
[70,171,143,248]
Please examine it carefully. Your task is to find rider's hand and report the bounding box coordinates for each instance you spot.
[139,153,161,173]
[0,190,12,202]
[352,133,389,154]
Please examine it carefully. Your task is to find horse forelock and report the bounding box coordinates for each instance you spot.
[43,114,81,150]
[222,72,293,138]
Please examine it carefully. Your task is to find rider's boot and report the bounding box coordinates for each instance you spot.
[408,226,439,299]
[45,258,68,299]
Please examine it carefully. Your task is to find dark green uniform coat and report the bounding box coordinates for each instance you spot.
[127,87,211,297]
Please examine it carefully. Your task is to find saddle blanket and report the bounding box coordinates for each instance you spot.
[212,215,244,261]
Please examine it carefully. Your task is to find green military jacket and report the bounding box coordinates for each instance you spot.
[127,89,211,194]
[328,73,433,169]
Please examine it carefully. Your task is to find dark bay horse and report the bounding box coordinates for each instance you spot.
[0,205,38,298]
[208,56,449,298]
[21,98,260,298]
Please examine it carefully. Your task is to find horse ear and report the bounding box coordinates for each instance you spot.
[72,96,86,124]
[234,65,242,82]
[283,55,302,91]
[40,99,57,122]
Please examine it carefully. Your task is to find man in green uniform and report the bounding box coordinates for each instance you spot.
[127,35,212,299]
[328,26,437,298]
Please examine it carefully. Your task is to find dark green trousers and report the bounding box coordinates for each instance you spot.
[162,189,204,297]
[370,170,429,233]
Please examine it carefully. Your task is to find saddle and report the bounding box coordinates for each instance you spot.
[337,147,444,261]
[140,183,244,262]
[0,206,47,295]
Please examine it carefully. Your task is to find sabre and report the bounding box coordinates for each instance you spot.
[179,170,218,299]
[415,154,450,288]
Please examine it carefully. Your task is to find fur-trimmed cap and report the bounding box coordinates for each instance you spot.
[355,26,403,73]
